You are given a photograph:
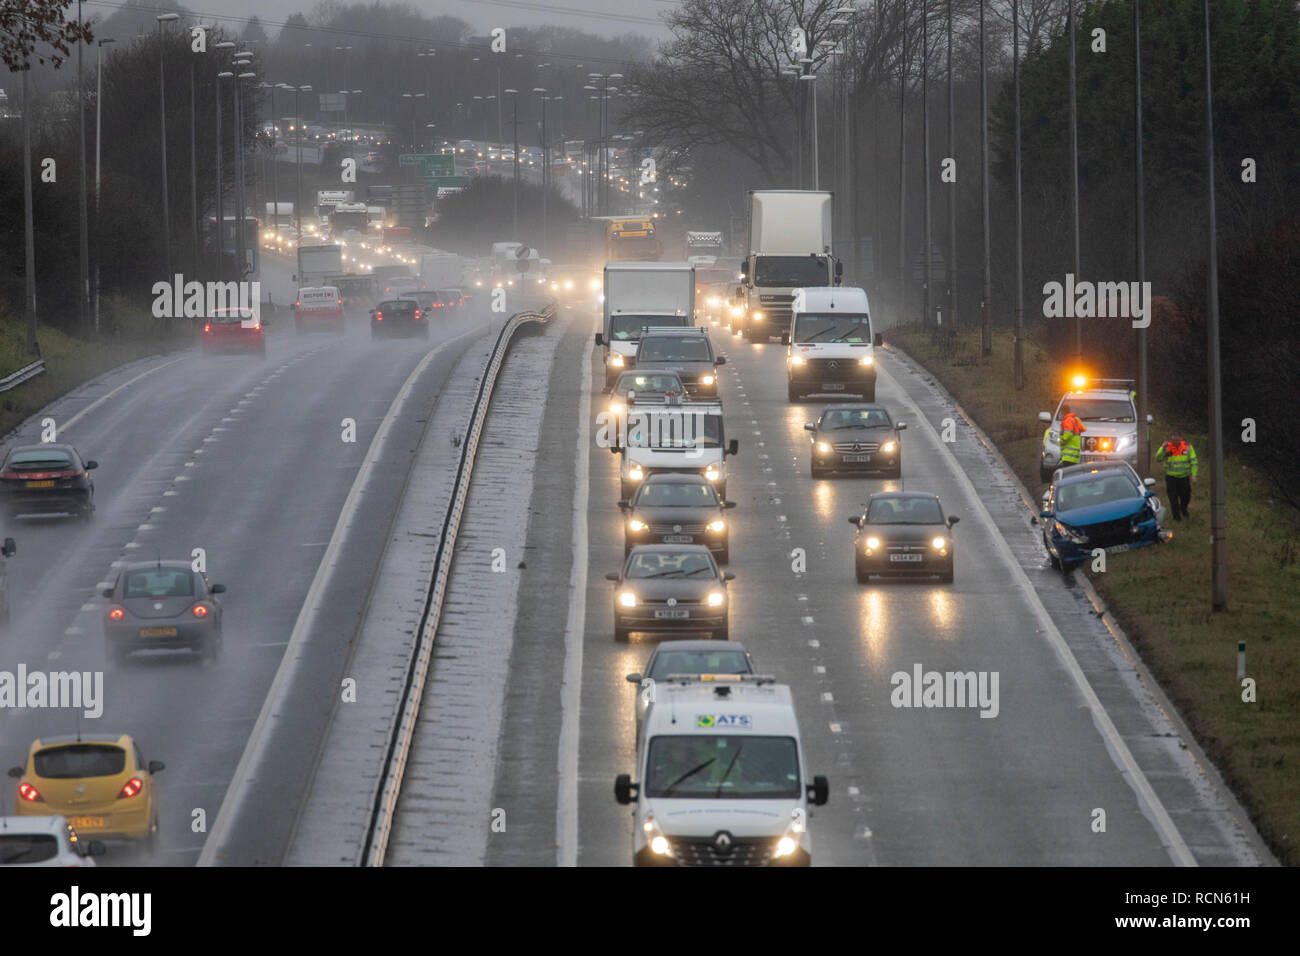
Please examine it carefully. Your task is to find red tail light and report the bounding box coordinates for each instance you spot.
[18,782,42,803]
[108,607,125,621]
[414,309,422,320]
[3,469,80,479]
[337,298,343,305]
[295,301,300,308]
[117,778,143,799]
[192,604,209,618]
[376,312,383,321]
[203,323,212,333]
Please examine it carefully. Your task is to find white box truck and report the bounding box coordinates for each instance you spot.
[420,253,463,290]
[294,243,343,287]
[737,190,840,342]
[595,262,696,389]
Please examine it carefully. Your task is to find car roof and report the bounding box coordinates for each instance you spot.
[628,543,716,555]
[120,560,196,573]
[649,639,748,655]
[1060,388,1134,401]
[639,473,713,485]
[1058,467,1140,488]
[7,442,75,453]
[0,815,73,835]
[32,733,131,749]
[867,491,940,502]
[645,682,798,736]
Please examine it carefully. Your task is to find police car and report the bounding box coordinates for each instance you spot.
[1037,377,1153,483]
[614,675,829,867]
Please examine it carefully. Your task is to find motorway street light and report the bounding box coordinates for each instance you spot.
[235,70,257,279]
[77,0,89,332]
[504,88,519,240]
[296,85,312,241]
[1013,0,1025,389]
[94,36,115,333]
[533,87,549,253]
[979,0,992,356]
[157,13,179,283]
[213,43,235,278]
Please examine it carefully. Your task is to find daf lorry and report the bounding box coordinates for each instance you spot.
[737,190,840,342]
[595,262,696,389]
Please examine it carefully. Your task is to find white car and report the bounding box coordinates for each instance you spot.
[0,815,104,866]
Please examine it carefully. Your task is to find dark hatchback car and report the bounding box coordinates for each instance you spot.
[102,561,226,663]
[0,444,97,520]
[370,298,428,339]
[619,472,736,562]
[605,544,734,642]
[848,492,958,583]
[201,307,266,356]
[805,404,906,478]
[632,328,725,398]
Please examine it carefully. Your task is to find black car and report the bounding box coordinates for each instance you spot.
[619,472,736,562]
[848,492,958,583]
[370,298,428,339]
[605,544,734,642]
[0,444,97,520]
[632,328,725,398]
[102,560,226,663]
[805,404,905,478]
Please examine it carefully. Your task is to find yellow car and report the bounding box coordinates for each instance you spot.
[8,734,163,846]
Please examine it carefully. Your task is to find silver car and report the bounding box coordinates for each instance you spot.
[102,561,226,663]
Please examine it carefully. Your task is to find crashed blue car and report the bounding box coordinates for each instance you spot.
[1039,463,1168,573]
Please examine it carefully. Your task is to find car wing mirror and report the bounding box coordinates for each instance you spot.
[727,439,739,456]
[723,572,735,581]
[895,422,906,431]
[1,537,14,557]
[847,516,862,527]
[873,332,883,347]
[604,572,621,582]
[614,773,638,805]
[947,516,959,527]
[781,332,791,345]
[1039,510,1052,519]
[714,355,726,366]
[809,774,829,806]
[1037,411,1052,423]
[1143,477,1156,487]
[625,673,642,684]
[723,500,736,509]
[617,500,630,510]
[210,583,227,594]
[101,587,114,599]
[84,460,98,470]
[147,760,165,774]
[803,422,816,432]
[594,332,605,346]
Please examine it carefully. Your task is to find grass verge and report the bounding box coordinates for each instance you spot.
[887,322,1299,865]
[0,305,194,439]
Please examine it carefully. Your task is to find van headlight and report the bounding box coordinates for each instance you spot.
[628,465,644,481]
[752,311,764,321]
[790,355,805,365]
[707,591,725,607]
[705,467,720,481]
[708,519,725,532]
[865,536,880,551]
[643,814,670,855]
[628,518,645,531]
[1115,433,1135,451]
[700,374,715,386]
[772,809,806,858]
[860,354,874,365]
[619,591,638,608]
[730,306,743,318]
[611,354,624,367]
[816,441,830,453]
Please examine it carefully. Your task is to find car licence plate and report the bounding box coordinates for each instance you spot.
[25,480,55,488]
[842,455,872,463]
[653,609,690,619]
[139,626,178,638]
[821,383,845,390]
[1106,543,1132,553]
[889,553,923,563]
[68,816,104,829]
[663,534,694,544]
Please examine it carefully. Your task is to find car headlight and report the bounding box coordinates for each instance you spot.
[611,354,624,367]
[704,467,719,481]
[619,591,638,608]
[790,355,805,365]
[1116,433,1135,451]
[565,280,573,289]
[931,536,947,550]
[865,536,880,550]
[628,519,645,532]
[752,311,764,321]
[701,375,715,386]
[628,466,644,481]
[730,306,743,317]
[860,354,874,365]
[882,441,897,454]
[610,401,626,414]
[709,519,725,532]
[591,279,601,290]
[708,296,719,307]
[1053,520,1088,545]
[816,441,830,453]
[707,591,725,607]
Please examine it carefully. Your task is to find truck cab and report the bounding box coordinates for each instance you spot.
[611,394,738,500]
[614,675,829,867]
[785,286,881,402]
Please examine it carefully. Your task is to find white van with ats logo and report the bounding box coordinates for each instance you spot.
[614,675,829,867]
[784,286,882,402]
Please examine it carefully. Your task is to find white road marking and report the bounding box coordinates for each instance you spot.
[815,665,826,674]
[882,357,1197,867]
[557,333,592,868]
[821,692,834,703]
[829,722,842,734]
[808,639,820,648]
[60,357,186,433]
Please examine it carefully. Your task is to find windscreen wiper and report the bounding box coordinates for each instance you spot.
[664,758,715,796]
[714,744,743,797]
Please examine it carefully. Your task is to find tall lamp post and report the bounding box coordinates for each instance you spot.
[77,0,89,331]
[296,85,312,241]
[533,87,548,252]
[213,42,235,278]
[799,69,819,190]
[156,13,179,281]
[505,88,519,240]
[94,36,115,333]
[233,55,256,279]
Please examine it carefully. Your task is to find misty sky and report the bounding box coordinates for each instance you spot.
[196,0,674,39]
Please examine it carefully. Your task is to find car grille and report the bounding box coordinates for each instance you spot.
[803,358,867,381]
[639,596,706,607]
[1079,513,1147,548]
[646,521,708,534]
[832,441,880,453]
[885,544,927,553]
[1082,436,1123,452]
[668,836,778,867]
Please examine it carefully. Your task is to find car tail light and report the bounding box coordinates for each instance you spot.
[108,606,125,621]
[18,782,42,802]
[192,604,209,618]
[117,778,143,799]
[414,309,422,320]
[203,323,212,333]
[337,298,343,305]
[376,312,383,321]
